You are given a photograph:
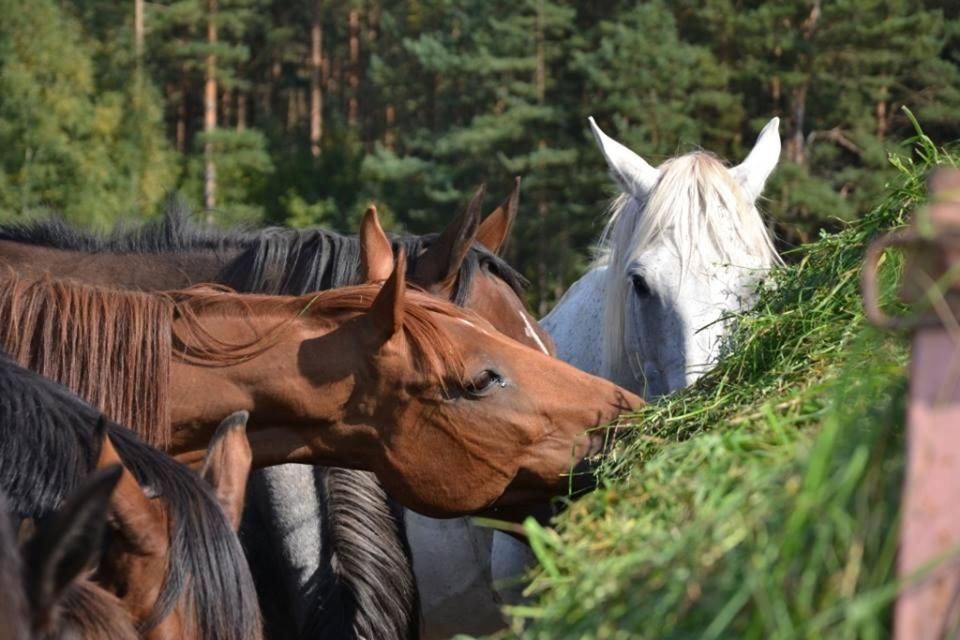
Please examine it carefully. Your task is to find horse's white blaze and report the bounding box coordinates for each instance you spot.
[518,310,550,355]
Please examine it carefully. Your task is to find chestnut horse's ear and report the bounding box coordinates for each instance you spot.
[23,465,121,630]
[201,411,252,531]
[96,430,166,556]
[412,185,485,291]
[368,248,407,345]
[359,204,394,283]
[477,177,520,255]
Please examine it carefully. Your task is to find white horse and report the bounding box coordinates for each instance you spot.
[492,116,785,609]
[544,116,783,395]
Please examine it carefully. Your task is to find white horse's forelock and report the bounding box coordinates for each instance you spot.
[597,152,783,382]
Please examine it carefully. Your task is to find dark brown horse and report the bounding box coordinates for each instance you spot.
[0,467,139,640]
[0,351,262,640]
[94,412,254,640]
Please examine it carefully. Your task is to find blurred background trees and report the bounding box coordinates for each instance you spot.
[1,0,957,309]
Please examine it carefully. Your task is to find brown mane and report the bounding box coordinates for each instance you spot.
[0,271,173,448]
[169,283,472,383]
[0,272,473,449]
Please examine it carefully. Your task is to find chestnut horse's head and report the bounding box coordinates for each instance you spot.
[397,181,556,357]
[294,249,643,518]
[94,416,255,640]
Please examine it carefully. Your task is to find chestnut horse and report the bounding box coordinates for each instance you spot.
[0,185,558,638]
[0,259,639,507]
[0,351,262,640]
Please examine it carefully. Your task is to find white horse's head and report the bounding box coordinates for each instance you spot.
[591,117,783,398]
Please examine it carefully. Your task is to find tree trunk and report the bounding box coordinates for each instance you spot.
[384,103,395,150]
[310,0,323,156]
[221,88,232,129]
[177,62,188,152]
[237,92,247,131]
[287,89,296,130]
[785,0,820,166]
[535,0,548,316]
[348,8,360,128]
[876,85,889,141]
[204,0,218,217]
[134,0,144,60]
[787,83,808,165]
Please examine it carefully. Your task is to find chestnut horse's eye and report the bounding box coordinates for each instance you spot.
[463,369,505,398]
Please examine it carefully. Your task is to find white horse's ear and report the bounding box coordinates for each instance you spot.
[588,117,659,197]
[732,117,781,201]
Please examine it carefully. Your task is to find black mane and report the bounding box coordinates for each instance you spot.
[0,200,529,303]
[0,198,252,254]
[0,352,261,640]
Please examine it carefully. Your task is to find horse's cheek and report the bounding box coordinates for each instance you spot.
[394,402,514,512]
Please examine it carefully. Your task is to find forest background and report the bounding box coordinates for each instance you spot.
[1,0,958,312]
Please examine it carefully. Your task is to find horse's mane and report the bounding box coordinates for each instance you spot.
[0,201,529,304]
[597,151,783,379]
[0,198,251,253]
[219,227,528,306]
[170,282,474,382]
[0,271,173,448]
[0,352,262,640]
[301,468,419,639]
[0,269,476,451]
[597,152,781,272]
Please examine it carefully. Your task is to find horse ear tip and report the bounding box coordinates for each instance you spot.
[219,410,250,433]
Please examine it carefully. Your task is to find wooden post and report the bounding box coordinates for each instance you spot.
[863,169,960,639]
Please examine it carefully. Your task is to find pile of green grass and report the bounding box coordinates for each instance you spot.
[488,127,958,639]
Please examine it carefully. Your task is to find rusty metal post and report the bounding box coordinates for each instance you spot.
[863,169,960,639]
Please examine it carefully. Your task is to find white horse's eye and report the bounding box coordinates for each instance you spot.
[630,273,651,298]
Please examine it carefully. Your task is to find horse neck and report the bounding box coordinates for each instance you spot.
[167,303,365,470]
[0,240,237,290]
[540,266,607,375]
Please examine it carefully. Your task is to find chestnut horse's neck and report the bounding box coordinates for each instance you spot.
[167,304,361,469]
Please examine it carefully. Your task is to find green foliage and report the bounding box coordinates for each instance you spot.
[1,0,957,303]
[183,127,274,223]
[481,136,946,639]
[0,0,176,225]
